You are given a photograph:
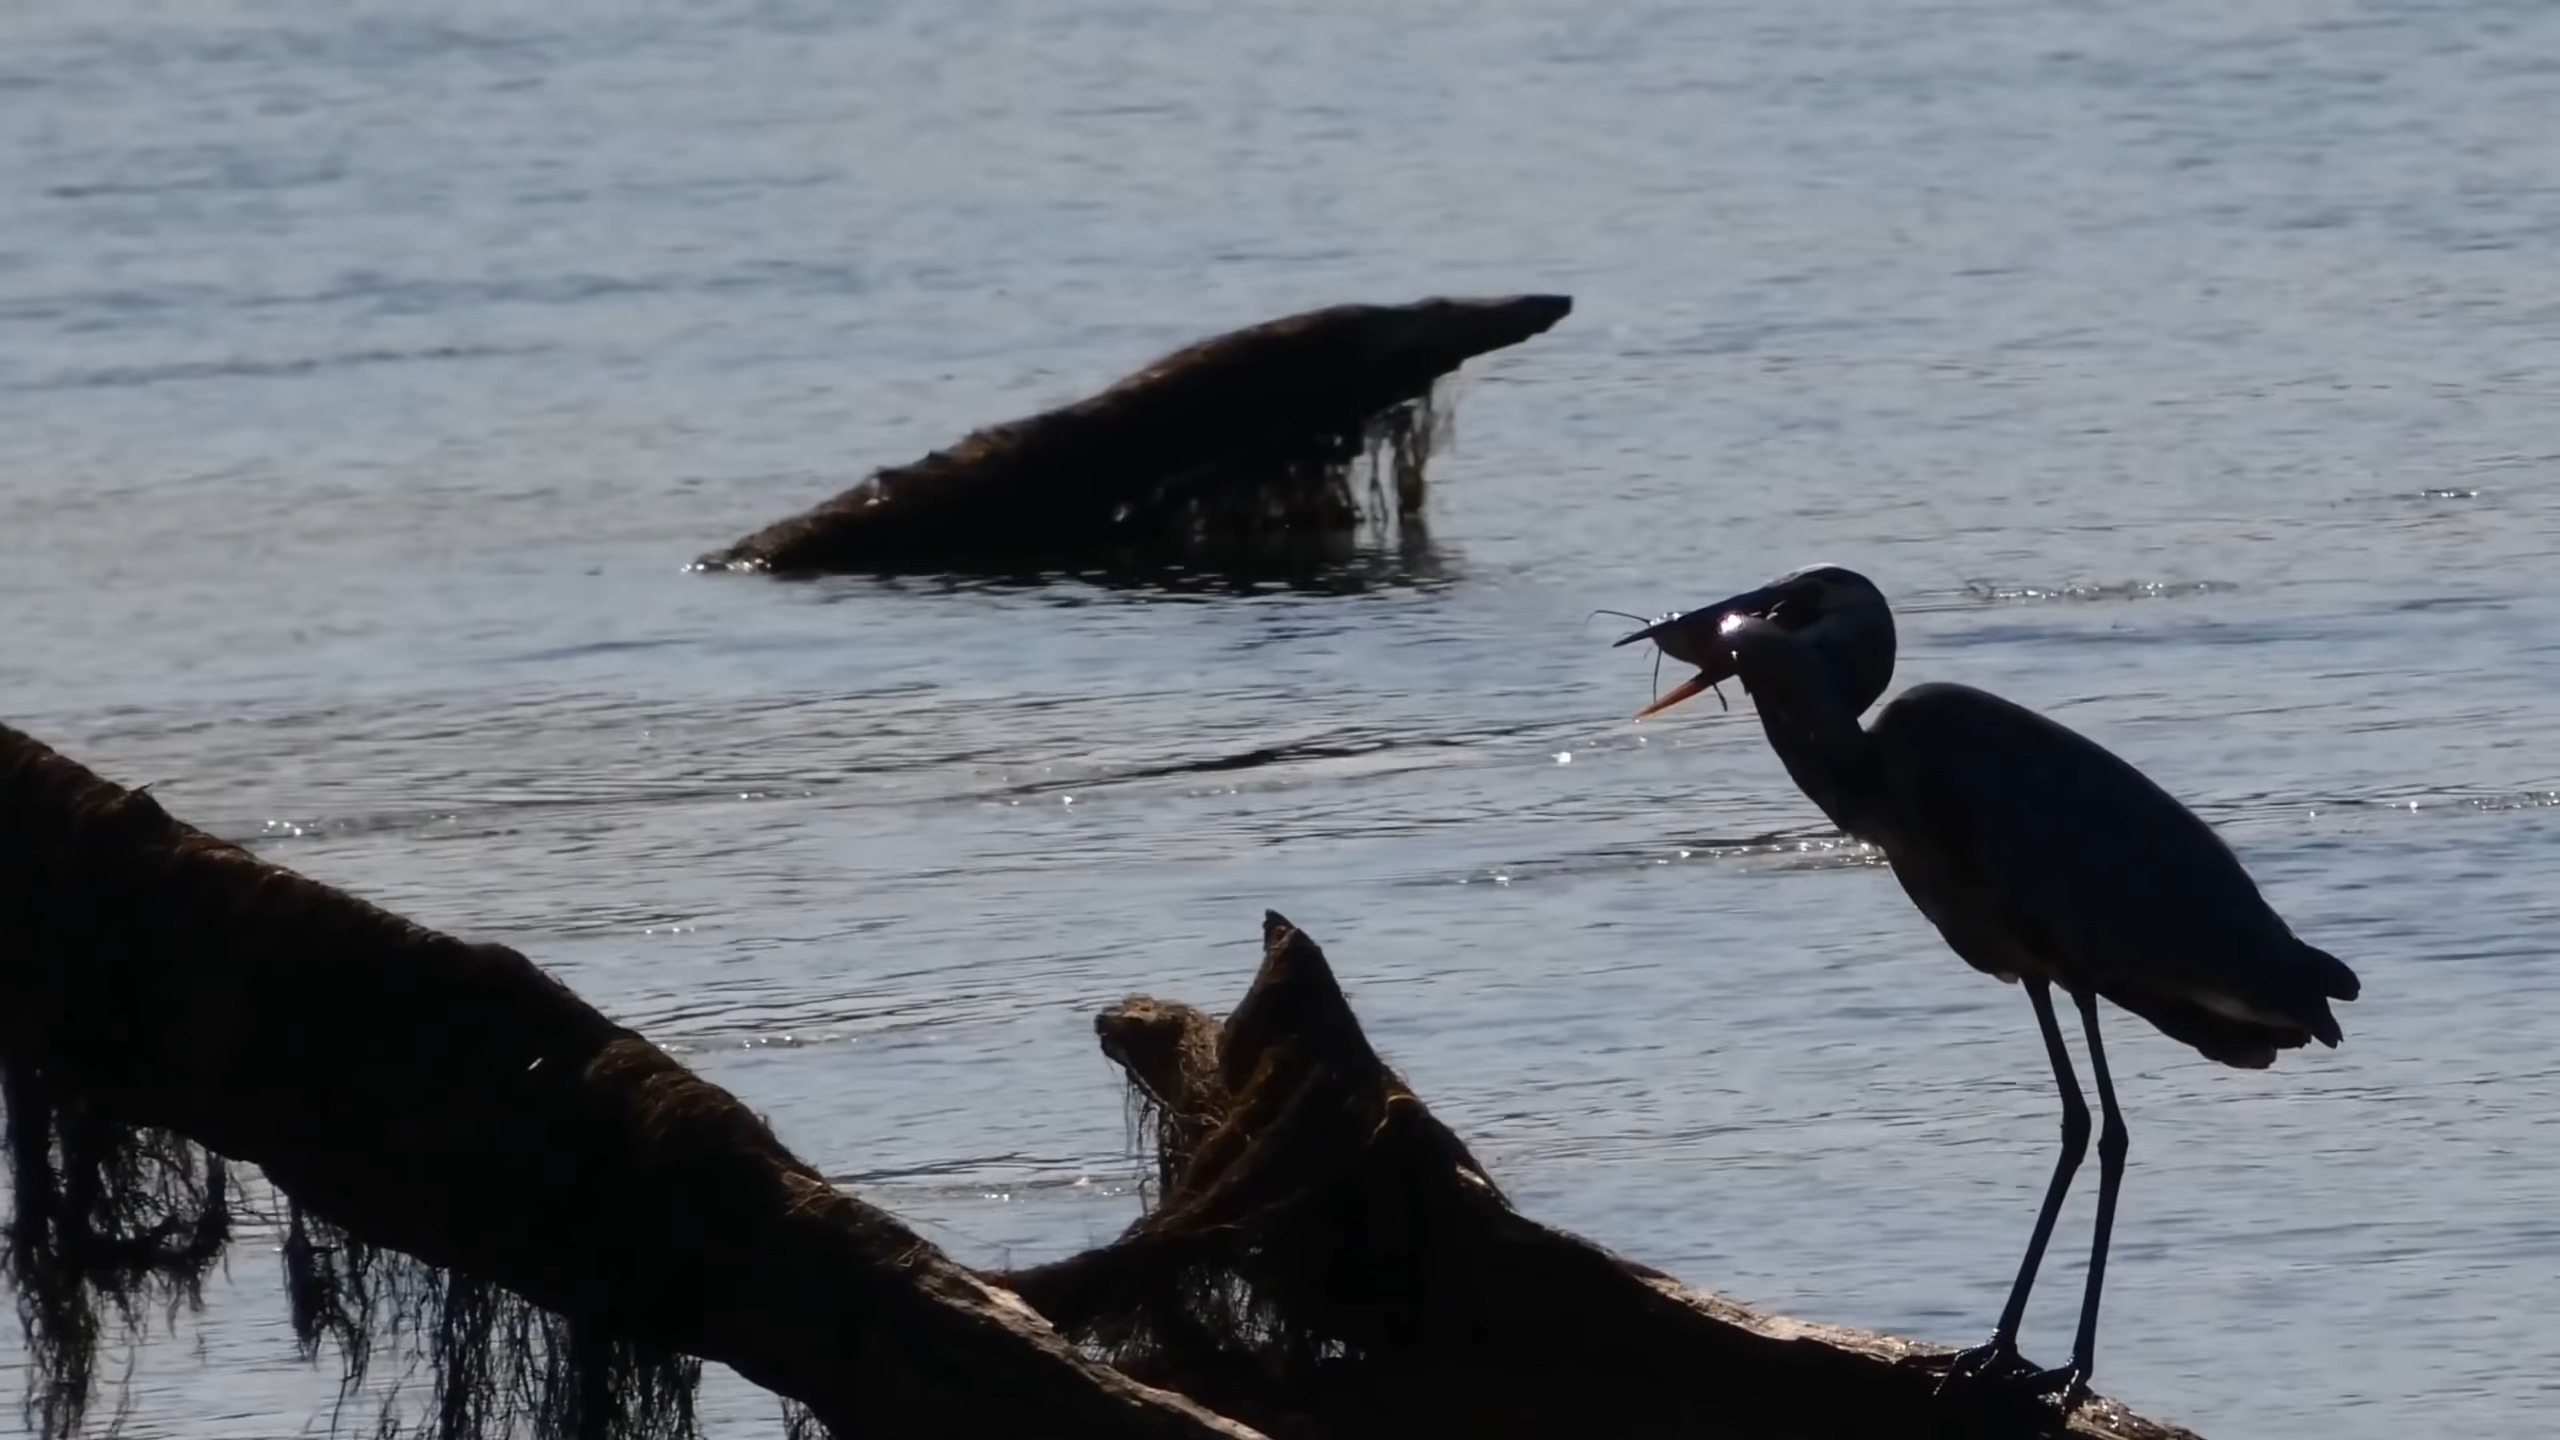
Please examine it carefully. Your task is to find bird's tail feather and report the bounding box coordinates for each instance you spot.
[2099,986,2288,1069]
[2297,939,2360,1003]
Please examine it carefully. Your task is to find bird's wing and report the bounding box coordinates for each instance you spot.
[1864,682,2328,1019]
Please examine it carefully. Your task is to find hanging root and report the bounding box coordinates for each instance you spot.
[1360,382,1452,526]
[0,1073,229,1440]
[777,1400,828,1440]
[1139,382,1448,550]
[279,1207,701,1440]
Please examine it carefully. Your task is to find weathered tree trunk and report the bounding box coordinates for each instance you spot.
[695,294,1572,574]
[0,721,1260,1440]
[3,719,2215,1440]
[1001,912,2207,1440]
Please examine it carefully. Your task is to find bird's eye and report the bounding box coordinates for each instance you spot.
[1769,591,1824,628]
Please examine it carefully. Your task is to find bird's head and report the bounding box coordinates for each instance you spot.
[1610,563,1896,719]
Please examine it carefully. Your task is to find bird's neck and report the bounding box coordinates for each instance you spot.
[1755,696,1879,836]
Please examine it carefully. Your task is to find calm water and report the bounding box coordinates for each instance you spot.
[7,1,2560,1435]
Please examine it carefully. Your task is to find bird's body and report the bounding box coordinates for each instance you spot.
[1858,681,2358,1068]
[1612,562,2359,1409]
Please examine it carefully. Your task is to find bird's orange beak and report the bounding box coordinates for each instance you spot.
[1632,672,1716,719]
[1610,584,1777,719]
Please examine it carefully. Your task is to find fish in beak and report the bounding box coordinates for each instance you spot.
[1610,584,1782,719]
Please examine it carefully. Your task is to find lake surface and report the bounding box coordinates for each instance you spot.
[7,0,2560,1435]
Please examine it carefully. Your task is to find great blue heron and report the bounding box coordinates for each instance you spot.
[1612,562,2360,1408]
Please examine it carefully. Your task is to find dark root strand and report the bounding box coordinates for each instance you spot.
[281,1206,701,1440]
[1,1062,230,1440]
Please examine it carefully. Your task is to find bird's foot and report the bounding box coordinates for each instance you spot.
[1932,1341,2092,1412]
[2016,1360,2092,1411]
[1931,1336,2038,1396]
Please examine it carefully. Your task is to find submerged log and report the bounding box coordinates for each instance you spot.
[0,720,1259,1440]
[1002,912,2208,1440]
[696,294,1572,574]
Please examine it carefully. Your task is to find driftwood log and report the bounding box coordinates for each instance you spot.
[1001,913,2207,1440]
[696,294,1572,574]
[0,718,2210,1440]
[0,720,1257,1440]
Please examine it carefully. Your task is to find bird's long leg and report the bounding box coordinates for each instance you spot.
[2037,988,2130,1407]
[1938,978,2090,1390]
[2001,980,2095,1338]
